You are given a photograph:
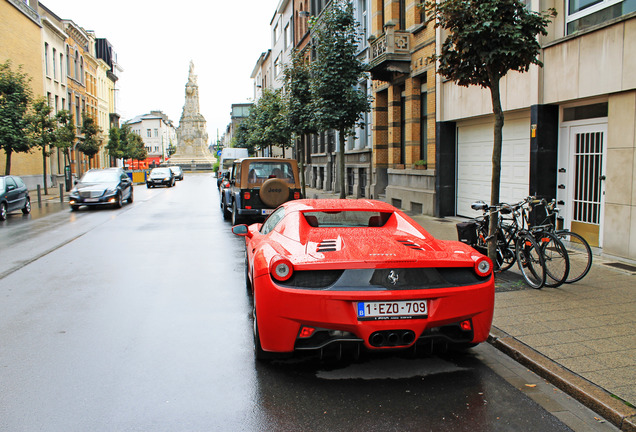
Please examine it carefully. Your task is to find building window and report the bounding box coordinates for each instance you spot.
[400,87,406,165]
[420,86,427,163]
[147,129,152,138]
[284,22,291,49]
[154,128,158,137]
[52,48,57,79]
[44,43,49,76]
[399,0,406,30]
[274,54,282,77]
[273,20,281,43]
[567,0,636,34]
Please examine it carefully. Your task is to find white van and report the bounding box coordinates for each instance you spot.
[217,147,249,185]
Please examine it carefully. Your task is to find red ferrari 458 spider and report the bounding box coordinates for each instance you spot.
[232,199,494,361]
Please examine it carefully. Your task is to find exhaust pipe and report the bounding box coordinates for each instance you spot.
[370,330,416,347]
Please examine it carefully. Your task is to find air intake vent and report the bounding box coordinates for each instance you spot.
[317,239,338,252]
[397,239,424,251]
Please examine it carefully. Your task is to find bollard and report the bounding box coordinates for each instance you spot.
[37,184,42,208]
[59,184,64,203]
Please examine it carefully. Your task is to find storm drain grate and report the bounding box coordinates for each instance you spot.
[603,262,636,273]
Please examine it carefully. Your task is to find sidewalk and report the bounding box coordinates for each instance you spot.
[305,188,636,430]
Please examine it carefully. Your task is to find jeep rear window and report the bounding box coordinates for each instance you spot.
[247,162,295,184]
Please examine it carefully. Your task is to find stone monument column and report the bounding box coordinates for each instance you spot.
[169,61,216,165]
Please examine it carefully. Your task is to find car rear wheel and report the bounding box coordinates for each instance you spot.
[232,201,242,225]
[222,198,231,221]
[22,197,31,214]
[0,202,7,221]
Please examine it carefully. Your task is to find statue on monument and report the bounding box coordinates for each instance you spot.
[169,61,215,165]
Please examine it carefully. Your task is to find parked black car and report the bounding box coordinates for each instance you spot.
[146,167,176,188]
[0,175,31,221]
[69,168,134,211]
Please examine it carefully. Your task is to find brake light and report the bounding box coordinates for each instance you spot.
[244,191,251,200]
[294,192,300,199]
[270,256,294,281]
[474,256,492,277]
[460,320,472,331]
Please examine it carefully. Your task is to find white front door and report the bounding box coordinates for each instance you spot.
[561,124,607,247]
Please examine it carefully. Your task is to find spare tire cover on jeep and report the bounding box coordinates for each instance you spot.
[260,178,290,207]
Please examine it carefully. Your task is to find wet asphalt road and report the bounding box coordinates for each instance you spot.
[0,174,577,431]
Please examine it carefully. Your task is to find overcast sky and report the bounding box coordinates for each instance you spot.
[41,0,280,142]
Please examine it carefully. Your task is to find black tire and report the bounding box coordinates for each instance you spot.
[245,255,253,296]
[253,308,275,362]
[70,204,80,212]
[232,201,242,225]
[223,198,231,221]
[127,189,134,204]
[114,192,123,209]
[22,197,31,214]
[0,202,7,221]
[515,232,546,289]
[147,183,151,189]
[496,246,516,272]
[536,231,569,288]
[555,230,593,283]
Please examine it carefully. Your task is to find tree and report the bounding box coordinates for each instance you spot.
[77,116,102,169]
[283,48,317,198]
[247,89,291,157]
[423,0,555,261]
[53,110,76,171]
[233,121,255,155]
[28,98,57,194]
[107,126,123,165]
[0,60,33,175]
[126,133,147,169]
[310,0,370,198]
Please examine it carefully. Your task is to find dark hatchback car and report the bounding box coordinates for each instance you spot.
[69,168,134,211]
[146,167,176,188]
[0,175,31,221]
[169,166,184,181]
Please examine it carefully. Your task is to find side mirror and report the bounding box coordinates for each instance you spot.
[232,224,251,237]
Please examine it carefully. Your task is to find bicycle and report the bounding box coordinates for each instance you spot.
[529,198,593,283]
[515,198,570,288]
[458,200,546,288]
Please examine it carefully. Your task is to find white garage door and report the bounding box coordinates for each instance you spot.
[456,116,531,217]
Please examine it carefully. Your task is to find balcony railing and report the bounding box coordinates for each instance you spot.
[369,25,411,81]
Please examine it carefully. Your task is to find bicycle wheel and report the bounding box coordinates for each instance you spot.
[535,231,570,288]
[496,245,516,272]
[555,230,593,283]
[515,232,546,289]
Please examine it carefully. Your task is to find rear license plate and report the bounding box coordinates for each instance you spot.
[357,300,427,320]
[261,209,274,216]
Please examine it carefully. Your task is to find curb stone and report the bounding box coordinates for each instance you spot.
[488,327,636,431]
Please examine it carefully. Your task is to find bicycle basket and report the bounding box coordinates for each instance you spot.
[456,221,478,245]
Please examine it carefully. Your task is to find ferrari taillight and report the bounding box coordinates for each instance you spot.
[474,256,492,277]
[299,327,315,338]
[294,192,300,199]
[244,191,251,200]
[270,256,294,281]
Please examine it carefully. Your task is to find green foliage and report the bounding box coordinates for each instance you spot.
[127,133,148,162]
[28,98,57,192]
[423,0,556,89]
[283,49,317,138]
[233,121,255,155]
[0,60,33,174]
[247,89,291,154]
[309,0,370,135]
[77,116,102,167]
[53,110,76,167]
[107,126,122,160]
